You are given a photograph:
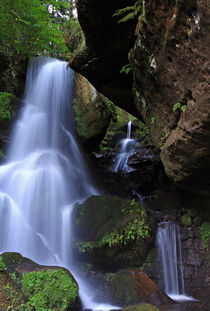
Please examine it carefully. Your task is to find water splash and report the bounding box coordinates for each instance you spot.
[113,121,136,172]
[0,57,119,310]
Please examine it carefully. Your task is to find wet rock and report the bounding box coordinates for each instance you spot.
[104,269,173,306]
[72,195,155,270]
[74,73,112,151]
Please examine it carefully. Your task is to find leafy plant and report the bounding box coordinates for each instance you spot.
[200,221,210,249]
[113,1,142,23]
[0,92,14,122]
[173,102,187,112]
[120,64,132,75]
[22,269,78,311]
[0,0,71,59]
[151,117,155,124]
[0,256,7,271]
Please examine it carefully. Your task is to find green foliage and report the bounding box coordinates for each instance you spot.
[151,117,155,124]
[0,92,14,122]
[0,0,70,59]
[0,256,7,271]
[76,202,150,252]
[200,221,210,249]
[135,121,148,139]
[120,64,132,75]
[22,269,78,311]
[113,1,142,23]
[65,18,85,57]
[173,102,187,112]
[181,214,192,227]
[160,131,170,150]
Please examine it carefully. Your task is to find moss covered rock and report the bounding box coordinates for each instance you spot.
[72,195,155,270]
[104,269,173,306]
[74,73,112,151]
[0,252,80,311]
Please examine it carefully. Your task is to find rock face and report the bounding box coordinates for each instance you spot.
[70,0,139,116]
[72,195,155,270]
[74,73,112,150]
[129,0,210,186]
[69,0,210,191]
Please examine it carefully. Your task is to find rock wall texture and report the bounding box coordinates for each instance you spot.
[74,73,112,150]
[70,0,210,190]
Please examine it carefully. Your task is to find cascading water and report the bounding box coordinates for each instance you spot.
[113,121,136,172]
[0,57,119,311]
[156,222,195,302]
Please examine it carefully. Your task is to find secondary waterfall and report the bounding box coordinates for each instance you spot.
[0,57,118,310]
[113,121,136,172]
[156,222,186,300]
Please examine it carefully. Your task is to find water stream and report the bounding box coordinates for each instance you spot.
[156,222,195,302]
[0,57,119,310]
[113,121,136,172]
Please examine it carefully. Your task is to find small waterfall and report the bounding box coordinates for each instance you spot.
[113,121,136,172]
[0,57,119,310]
[156,222,185,300]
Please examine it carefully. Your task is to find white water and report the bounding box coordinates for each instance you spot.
[156,222,196,302]
[113,121,136,172]
[0,57,119,310]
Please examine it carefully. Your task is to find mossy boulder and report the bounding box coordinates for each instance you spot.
[122,303,160,311]
[103,269,173,306]
[0,252,80,311]
[72,195,155,270]
[74,73,112,151]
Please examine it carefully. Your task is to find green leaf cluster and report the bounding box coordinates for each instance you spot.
[0,256,7,272]
[200,221,210,249]
[173,102,187,112]
[113,1,142,23]
[22,269,78,311]
[0,0,71,59]
[0,92,14,122]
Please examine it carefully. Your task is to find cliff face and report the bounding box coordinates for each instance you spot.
[129,0,210,187]
[70,0,210,190]
[70,0,140,117]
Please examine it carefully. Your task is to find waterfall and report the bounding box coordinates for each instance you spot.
[113,121,136,172]
[156,222,185,299]
[156,222,196,302]
[0,57,119,310]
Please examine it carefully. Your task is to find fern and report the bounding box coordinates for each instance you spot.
[113,1,142,23]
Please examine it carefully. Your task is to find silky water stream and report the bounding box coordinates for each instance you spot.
[156,222,196,303]
[113,121,136,172]
[0,57,119,310]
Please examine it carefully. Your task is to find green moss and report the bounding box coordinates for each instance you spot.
[21,269,79,311]
[181,213,192,227]
[0,256,7,271]
[0,92,14,122]
[200,221,210,249]
[76,197,151,253]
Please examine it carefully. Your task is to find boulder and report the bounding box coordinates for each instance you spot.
[0,252,80,311]
[105,269,174,306]
[72,195,155,270]
[74,73,112,150]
